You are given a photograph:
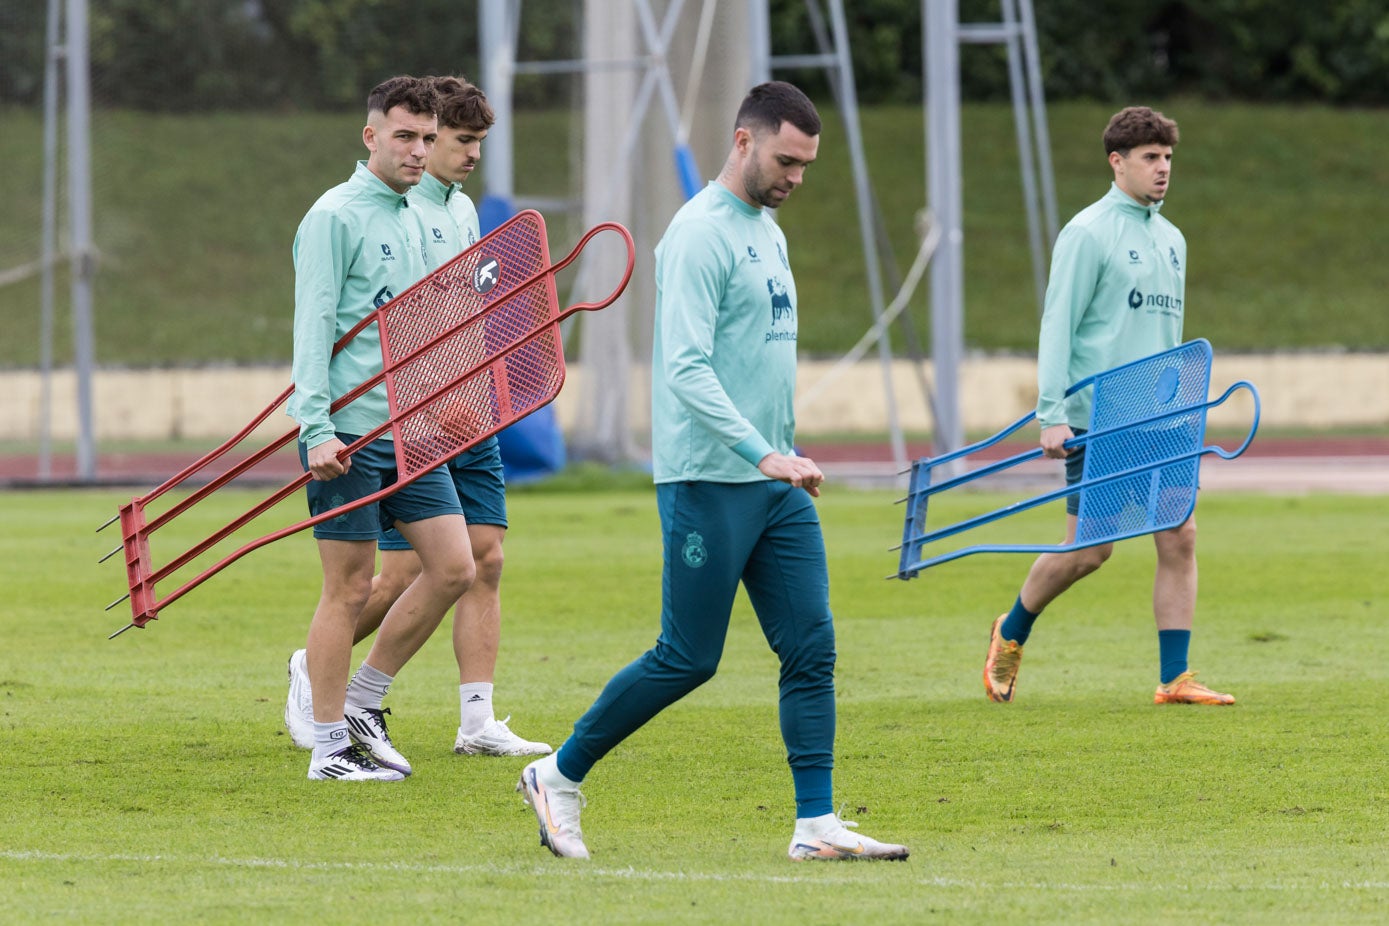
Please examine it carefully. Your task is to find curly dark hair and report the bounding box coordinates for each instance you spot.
[1103,106,1179,155]
[428,76,495,131]
[366,75,439,119]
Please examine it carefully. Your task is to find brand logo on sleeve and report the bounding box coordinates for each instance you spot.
[373,286,394,308]
[1169,246,1181,271]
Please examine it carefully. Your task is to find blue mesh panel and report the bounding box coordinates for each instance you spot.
[1074,343,1209,542]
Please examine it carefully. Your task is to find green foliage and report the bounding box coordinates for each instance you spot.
[1,99,1386,367]
[7,2,1389,110]
[1,486,1386,922]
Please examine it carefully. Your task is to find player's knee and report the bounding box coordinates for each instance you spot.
[774,617,836,675]
[1071,544,1112,578]
[1158,520,1197,561]
[331,573,374,614]
[684,653,721,686]
[472,541,504,589]
[427,554,475,599]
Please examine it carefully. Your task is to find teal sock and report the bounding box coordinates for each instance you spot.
[791,766,833,819]
[999,596,1039,645]
[1158,629,1191,684]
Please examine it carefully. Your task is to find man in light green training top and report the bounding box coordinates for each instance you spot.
[515,81,909,862]
[284,76,549,759]
[983,105,1235,707]
[289,76,474,782]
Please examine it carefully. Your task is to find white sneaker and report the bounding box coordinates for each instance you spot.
[517,759,589,858]
[345,705,412,776]
[788,813,909,861]
[455,716,553,756]
[307,743,405,781]
[284,649,314,750]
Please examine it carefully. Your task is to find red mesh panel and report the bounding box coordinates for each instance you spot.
[380,220,568,478]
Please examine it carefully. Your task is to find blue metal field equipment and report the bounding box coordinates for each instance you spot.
[894,339,1260,580]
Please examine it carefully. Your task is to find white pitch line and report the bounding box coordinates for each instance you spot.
[3,850,1387,892]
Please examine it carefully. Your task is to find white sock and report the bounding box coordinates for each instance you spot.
[345,663,393,711]
[312,721,350,760]
[533,752,583,789]
[458,682,494,735]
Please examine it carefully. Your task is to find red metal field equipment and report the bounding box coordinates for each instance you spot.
[99,211,635,637]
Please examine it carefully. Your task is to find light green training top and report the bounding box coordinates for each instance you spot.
[411,171,482,264]
[289,161,429,448]
[1037,182,1187,429]
[410,170,498,456]
[651,182,799,484]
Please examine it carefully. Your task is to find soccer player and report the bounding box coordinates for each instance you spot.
[983,106,1235,707]
[285,76,549,758]
[289,76,475,781]
[515,81,909,862]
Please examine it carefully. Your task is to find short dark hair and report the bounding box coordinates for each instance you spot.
[735,81,821,138]
[428,76,495,131]
[366,75,439,119]
[1103,106,1179,155]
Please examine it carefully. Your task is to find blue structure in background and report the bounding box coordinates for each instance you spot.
[479,193,567,483]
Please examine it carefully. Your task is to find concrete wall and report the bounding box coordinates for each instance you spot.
[3,353,1385,443]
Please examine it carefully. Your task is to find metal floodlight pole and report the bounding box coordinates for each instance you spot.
[824,0,907,471]
[66,0,96,481]
[479,0,518,207]
[40,0,63,481]
[924,0,965,462]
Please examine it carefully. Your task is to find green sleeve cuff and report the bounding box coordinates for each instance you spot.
[731,433,776,468]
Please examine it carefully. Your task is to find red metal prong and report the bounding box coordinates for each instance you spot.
[115,499,160,633]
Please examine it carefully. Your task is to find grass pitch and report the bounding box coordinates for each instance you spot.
[1,485,1386,924]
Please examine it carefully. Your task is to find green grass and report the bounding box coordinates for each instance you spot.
[2,485,1387,923]
[2,100,1386,368]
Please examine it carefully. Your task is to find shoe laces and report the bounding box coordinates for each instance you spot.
[357,706,393,737]
[334,743,380,771]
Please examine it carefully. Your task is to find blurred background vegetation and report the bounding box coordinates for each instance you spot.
[2,0,1386,367]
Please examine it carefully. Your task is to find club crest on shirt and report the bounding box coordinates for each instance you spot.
[682,531,707,568]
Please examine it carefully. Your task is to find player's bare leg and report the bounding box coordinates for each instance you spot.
[307,538,375,723]
[986,516,1112,702]
[354,549,423,644]
[453,523,551,756]
[1152,515,1197,632]
[1151,514,1230,704]
[365,513,474,675]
